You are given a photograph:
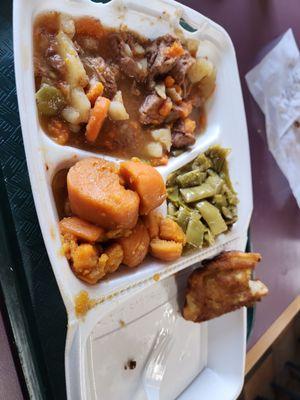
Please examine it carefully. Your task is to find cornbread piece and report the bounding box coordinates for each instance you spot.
[183,251,268,322]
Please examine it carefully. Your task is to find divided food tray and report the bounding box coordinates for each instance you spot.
[13,0,252,398]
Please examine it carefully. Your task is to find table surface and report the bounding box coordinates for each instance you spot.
[1,0,300,398]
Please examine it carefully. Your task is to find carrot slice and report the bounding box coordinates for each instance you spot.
[85,96,110,142]
[59,216,105,242]
[164,75,175,88]
[165,42,184,58]
[86,82,104,105]
[159,98,173,117]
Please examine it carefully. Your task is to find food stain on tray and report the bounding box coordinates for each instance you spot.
[75,290,96,317]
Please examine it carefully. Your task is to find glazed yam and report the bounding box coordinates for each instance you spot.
[72,243,106,284]
[67,158,139,230]
[118,219,150,267]
[150,238,183,261]
[142,210,162,239]
[105,243,124,273]
[59,216,105,242]
[119,160,166,215]
[159,217,186,244]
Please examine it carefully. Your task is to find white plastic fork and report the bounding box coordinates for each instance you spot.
[143,328,174,400]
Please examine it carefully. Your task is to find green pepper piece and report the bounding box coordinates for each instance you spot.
[185,212,206,247]
[176,170,207,188]
[36,84,66,116]
[196,201,228,236]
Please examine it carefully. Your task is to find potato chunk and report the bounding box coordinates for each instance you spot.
[159,218,186,244]
[67,158,139,230]
[142,210,162,239]
[118,220,150,267]
[150,238,182,261]
[119,160,166,215]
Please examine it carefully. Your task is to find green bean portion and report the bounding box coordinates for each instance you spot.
[166,145,238,249]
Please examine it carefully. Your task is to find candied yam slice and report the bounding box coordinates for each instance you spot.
[142,210,163,239]
[118,220,150,268]
[67,158,139,230]
[105,243,124,273]
[150,238,182,261]
[59,216,105,242]
[72,243,106,284]
[119,160,166,215]
[159,217,186,244]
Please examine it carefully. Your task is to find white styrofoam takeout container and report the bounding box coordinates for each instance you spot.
[13,0,252,398]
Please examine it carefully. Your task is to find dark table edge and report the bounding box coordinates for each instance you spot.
[0,168,49,400]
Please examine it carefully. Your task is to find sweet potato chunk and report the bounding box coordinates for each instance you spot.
[59,216,105,242]
[118,219,150,267]
[159,218,186,245]
[105,243,124,273]
[72,243,106,284]
[67,158,139,230]
[142,210,163,239]
[119,160,166,215]
[150,238,182,261]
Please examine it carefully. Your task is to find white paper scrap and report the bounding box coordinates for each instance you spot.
[245,29,300,206]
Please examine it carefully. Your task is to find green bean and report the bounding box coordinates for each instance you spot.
[205,146,230,173]
[167,172,180,187]
[196,201,228,236]
[204,228,215,246]
[167,186,180,203]
[167,202,177,216]
[176,206,192,232]
[205,175,224,194]
[191,153,212,171]
[185,212,206,247]
[36,84,65,116]
[213,194,227,208]
[180,182,216,203]
[176,170,207,188]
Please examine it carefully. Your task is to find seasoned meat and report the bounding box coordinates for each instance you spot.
[171,118,196,149]
[170,51,195,85]
[166,101,193,124]
[146,34,178,84]
[139,93,165,125]
[81,56,119,98]
[183,251,268,323]
[111,33,148,82]
[35,34,66,80]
